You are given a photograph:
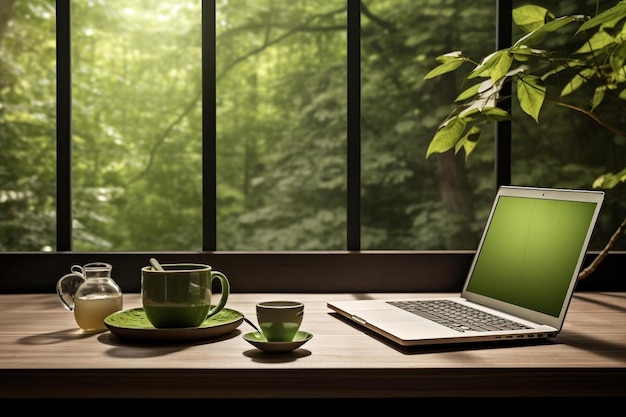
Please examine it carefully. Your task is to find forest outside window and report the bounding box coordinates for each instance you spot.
[1,0,625,257]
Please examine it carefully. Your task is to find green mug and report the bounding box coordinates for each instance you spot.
[141,263,230,328]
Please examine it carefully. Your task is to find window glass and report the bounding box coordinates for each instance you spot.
[215,0,347,250]
[361,0,496,249]
[0,0,57,251]
[69,0,203,251]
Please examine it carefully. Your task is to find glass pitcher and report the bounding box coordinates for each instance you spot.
[56,262,123,330]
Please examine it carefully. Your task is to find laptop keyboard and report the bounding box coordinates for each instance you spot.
[387,300,532,333]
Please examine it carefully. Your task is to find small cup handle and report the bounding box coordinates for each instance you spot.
[206,271,230,319]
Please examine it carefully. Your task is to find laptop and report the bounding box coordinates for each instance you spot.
[327,185,605,347]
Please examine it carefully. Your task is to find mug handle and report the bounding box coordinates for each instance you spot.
[206,271,230,318]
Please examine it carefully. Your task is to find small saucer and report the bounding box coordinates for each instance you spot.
[243,330,313,353]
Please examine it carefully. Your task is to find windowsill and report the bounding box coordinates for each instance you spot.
[1,251,625,293]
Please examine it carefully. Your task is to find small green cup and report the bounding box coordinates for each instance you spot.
[256,300,304,342]
[141,263,230,328]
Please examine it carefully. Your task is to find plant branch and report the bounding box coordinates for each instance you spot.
[579,215,626,280]
[549,99,626,139]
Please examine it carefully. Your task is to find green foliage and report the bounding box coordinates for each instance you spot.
[3,1,622,253]
[424,1,626,189]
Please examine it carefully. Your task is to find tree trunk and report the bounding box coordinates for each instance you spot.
[0,0,15,44]
[436,150,476,249]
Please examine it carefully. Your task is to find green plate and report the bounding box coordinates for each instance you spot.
[104,307,243,342]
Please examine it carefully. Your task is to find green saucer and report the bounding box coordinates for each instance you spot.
[243,330,313,353]
[104,307,243,342]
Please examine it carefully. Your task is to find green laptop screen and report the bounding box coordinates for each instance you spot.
[465,196,598,317]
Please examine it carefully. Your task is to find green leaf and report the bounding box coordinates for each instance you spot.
[610,42,626,74]
[424,59,466,79]
[593,167,626,189]
[574,30,615,54]
[513,15,583,48]
[454,83,481,102]
[458,105,483,119]
[591,86,606,111]
[561,74,585,96]
[435,51,464,63]
[540,59,585,80]
[517,75,546,122]
[456,126,481,159]
[561,68,596,96]
[577,1,626,34]
[481,107,511,122]
[512,5,555,33]
[619,87,626,100]
[468,50,513,84]
[510,44,548,60]
[426,118,467,158]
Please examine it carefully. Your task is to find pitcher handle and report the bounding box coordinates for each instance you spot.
[56,266,85,311]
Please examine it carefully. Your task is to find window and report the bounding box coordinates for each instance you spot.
[0,0,623,293]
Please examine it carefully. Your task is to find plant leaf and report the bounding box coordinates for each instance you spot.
[540,59,585,80]
[574,30,615,54]
[456,126,481,159]
[510,44,548,61]
[593,167,626,189]
[481,107,510,122]
[513,15,584,48]
[591,85,606,110]
[577,1,626,34]
[610,42,626,74]
[468,50,513,84]
[517,75,546,122]
[435,51,464,63]
[561,68,596,96]
[454,83,481,102]
[512,5,554,33]
[424,59,466,79]
[426,118,467,157]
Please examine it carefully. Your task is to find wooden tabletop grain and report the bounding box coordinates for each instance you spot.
[1,292,625,399]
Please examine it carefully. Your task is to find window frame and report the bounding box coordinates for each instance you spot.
[1,0,622,294]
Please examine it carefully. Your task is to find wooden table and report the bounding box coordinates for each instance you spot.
[1,292,625,400]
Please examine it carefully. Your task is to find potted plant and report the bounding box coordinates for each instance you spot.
[424,1,626,280]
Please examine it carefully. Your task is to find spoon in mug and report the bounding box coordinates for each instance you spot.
[149,257,165,271]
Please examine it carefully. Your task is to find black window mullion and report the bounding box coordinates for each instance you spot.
[347,0,361,251]
[202,0,217,251]
[494,0,512,190]
[56,0,72,251]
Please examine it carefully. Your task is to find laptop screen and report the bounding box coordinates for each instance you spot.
[465,194,600,317]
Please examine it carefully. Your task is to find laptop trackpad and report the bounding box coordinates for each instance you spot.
[349,308,456,338]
